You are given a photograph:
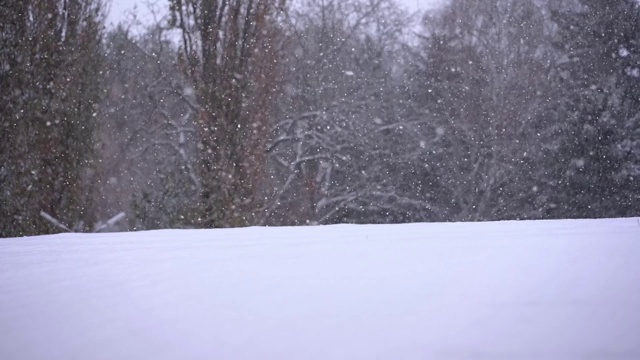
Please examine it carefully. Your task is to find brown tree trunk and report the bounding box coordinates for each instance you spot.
[170,0,284,227]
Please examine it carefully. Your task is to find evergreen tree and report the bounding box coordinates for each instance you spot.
[408,0,554,221]
[546,0,640,218]
[0,0,104,236]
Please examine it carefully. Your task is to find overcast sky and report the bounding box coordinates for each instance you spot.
[106,0,445,27]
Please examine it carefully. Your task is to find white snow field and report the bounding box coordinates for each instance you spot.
[1,218,640,360]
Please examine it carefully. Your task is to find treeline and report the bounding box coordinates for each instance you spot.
[1,0,639,236]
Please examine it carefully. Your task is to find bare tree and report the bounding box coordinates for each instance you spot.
[169,0,285,227]
[263,0,435,225]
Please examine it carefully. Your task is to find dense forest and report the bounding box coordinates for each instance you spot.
[1,0,639,236]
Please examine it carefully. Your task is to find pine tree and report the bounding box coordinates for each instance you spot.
[0,0,104,236]
[546,0,640,218]
[409,0,554,221]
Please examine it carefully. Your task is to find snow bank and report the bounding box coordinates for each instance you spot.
[1,218,640,359]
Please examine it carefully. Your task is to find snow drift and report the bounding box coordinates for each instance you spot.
[1,218,639,359]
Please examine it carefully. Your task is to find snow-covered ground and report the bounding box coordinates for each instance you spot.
[1,218,639,360]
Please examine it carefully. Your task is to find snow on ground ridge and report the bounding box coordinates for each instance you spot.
[1,218,639,360]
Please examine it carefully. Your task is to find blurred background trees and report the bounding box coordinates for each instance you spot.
[1,0,639,236]
[93,25,200,231]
